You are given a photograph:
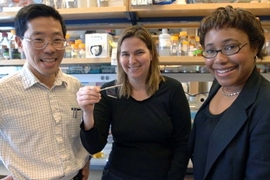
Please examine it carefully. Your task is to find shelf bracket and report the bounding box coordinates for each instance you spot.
[124,12,139,25]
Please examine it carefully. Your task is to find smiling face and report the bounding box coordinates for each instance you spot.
[119,36,152,84]
[16,16,65,85]
[204,28,257,88]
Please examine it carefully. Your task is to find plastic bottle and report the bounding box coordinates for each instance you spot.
[159,29,171,56]
[170,35,179,56]
[178,31,189,56]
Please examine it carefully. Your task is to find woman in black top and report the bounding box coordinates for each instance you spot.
[77,25,191,180]
[189,6,270,180]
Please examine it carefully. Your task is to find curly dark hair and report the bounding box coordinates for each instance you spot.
[198,5,266,59]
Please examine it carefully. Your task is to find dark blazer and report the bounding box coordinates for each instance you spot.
[189,67,270,180]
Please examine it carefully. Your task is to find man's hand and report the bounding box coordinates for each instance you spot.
[81,159,90,180]
[1,175,13,180]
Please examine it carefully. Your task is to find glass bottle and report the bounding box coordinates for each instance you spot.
[170,35,179,56]
[194,36,203,56]
[1,32,10,60]
[64,33,72,58]
[78,43,86,58]
[9,29,21,59]
[71,44,78,58]
[97,0,108,7]
[178,31,189,56]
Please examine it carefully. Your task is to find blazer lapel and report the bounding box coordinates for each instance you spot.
[203,102,247,178]
[202,67,262,179]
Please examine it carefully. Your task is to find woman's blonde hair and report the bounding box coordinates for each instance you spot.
[116,25,164,98]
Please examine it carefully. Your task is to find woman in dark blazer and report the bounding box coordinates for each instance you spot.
[189,6,270,180]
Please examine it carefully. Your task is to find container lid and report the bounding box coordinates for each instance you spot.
[75,39,82,45]
[162,29,168,34]
[71,44,78,48]
[65,34,71,39]
[10,29,16,35]
[79,43,85,48]
[170,35,179,41]
[179,31,187,37]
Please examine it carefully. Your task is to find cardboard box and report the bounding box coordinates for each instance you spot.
[85,33,113,58]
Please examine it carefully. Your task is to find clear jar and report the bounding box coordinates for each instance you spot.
[97,0,108,7]
[178,31,189,56]
[71,44,78,58]
[78,43,86,58]
[170,35,179,56]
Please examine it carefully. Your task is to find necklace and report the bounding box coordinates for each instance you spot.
[221,87,240,97]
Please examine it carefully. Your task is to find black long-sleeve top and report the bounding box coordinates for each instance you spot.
[81,76,191,179]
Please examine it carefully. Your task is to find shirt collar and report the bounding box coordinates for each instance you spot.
[21,62,68,89]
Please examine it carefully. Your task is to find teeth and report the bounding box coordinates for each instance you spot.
[217,67,235,74]
[129,66,139,69]
[42,59,56,62]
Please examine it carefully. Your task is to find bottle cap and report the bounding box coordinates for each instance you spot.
[71,44,78,49]
[75,39,82,45]
[170,35,179,41]
[10,29,16,35]
[65,34,71,39]
[79,43,85,49]
[179,31,187,37]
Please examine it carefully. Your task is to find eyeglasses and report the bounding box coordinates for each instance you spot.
[202,43,249,59]
[22,37,67,50]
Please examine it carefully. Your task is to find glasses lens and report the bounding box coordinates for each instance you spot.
[222,45,240,56]
[32,39,46,49]
[202,51,215,58]
[53,39,66,50]
[32,39,66,50]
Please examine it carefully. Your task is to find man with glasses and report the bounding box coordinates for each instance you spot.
[0,4,90,180]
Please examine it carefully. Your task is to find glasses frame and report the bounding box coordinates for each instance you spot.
[22,37,67,50]
[202,43,249,59]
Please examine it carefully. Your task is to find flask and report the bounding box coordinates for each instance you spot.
[170,35,179,56]
[159,29,171,56]
[178,31,189,56]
